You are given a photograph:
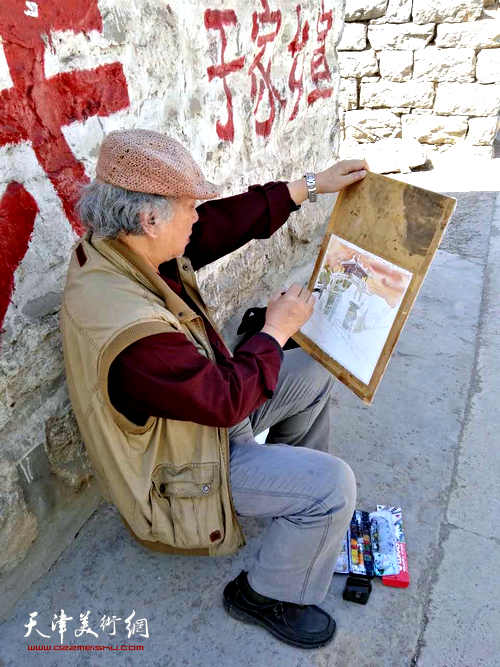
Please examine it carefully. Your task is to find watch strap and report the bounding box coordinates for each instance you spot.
[303,172,317,202]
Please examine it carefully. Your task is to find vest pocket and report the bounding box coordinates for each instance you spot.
[150,462,225,549]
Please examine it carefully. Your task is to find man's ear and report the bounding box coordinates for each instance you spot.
[139,208,158,238]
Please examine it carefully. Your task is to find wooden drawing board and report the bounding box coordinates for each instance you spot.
[292,170,456,403]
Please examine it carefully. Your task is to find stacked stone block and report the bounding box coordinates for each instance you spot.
[338,0,500,172]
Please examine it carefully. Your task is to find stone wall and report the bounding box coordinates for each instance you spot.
[0,0,342,620]
[337,0,500,172]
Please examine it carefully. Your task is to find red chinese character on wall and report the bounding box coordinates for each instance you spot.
[249,0,286,138]
[0,0,129,329]
[0,183,38,332]
[287,5,310,122]
[307,0,334,105]
[204,9,245,143]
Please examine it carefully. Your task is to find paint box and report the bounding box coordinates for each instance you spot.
[335,506,409,587]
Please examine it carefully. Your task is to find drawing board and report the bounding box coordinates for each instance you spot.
[292,171,456,403]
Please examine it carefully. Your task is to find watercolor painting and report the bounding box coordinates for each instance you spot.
[300,235,413,385]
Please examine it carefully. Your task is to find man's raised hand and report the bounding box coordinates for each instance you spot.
[316,159,369,194]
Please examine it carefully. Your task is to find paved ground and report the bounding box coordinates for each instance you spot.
[1,160,499,667]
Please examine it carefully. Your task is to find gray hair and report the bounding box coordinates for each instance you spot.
[77,180,175,239]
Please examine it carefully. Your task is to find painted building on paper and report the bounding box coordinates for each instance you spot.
[317,255,370,332]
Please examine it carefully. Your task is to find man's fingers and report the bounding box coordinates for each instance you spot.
[287,283,303,297]
[299,286,316,303]
[270,288,282,302]
[305,290,316,304]
[278,283,316,303]
[346,168,367,184]
[340,159,368,174]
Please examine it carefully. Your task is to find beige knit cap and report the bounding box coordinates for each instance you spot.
[95,129,220,199]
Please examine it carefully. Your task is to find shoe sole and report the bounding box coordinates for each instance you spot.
[223,596,335,650]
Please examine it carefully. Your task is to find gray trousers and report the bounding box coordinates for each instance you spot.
[228,347,357,605]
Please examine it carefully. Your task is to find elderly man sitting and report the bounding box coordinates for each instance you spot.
[60,129,367,649]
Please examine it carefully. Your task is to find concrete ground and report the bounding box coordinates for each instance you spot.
[1,158,499,667]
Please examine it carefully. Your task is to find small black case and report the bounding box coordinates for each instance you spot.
[343,574,372,605]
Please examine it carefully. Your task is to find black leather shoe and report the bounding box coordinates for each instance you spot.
[223,571,336,649]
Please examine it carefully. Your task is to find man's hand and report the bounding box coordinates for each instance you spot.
[261,283,317,347]
[316,159,368,194]
[287,159,369,205]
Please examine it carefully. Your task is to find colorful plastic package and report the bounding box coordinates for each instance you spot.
[334,505,410,589]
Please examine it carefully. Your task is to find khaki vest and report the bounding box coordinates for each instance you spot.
[59,231,246,556]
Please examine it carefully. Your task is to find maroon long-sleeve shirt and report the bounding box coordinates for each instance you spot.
[107,181,301,427]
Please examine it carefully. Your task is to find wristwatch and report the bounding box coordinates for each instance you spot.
[303,172,317,203]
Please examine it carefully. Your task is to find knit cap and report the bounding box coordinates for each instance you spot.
[95,129,220,199]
